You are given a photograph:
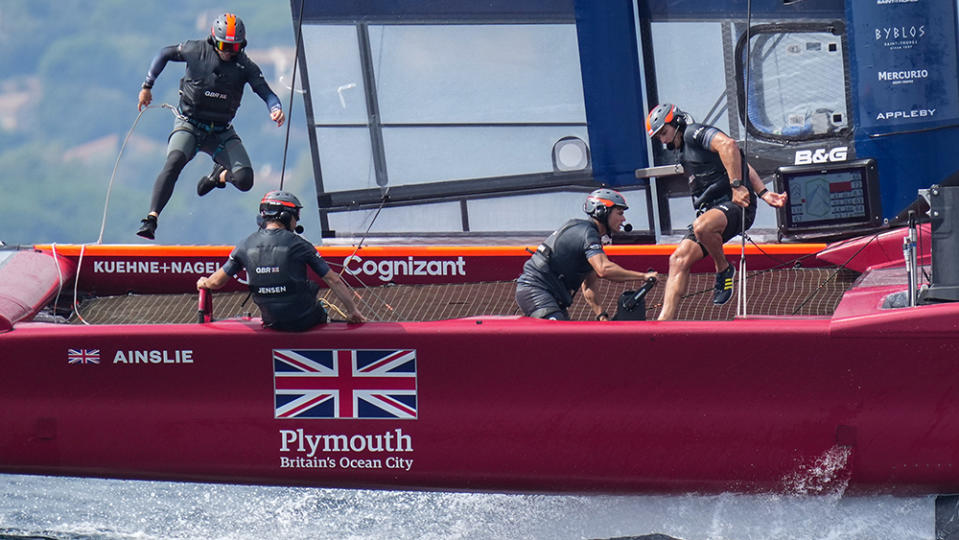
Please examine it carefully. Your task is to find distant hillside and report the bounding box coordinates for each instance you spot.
[0,1,318,246]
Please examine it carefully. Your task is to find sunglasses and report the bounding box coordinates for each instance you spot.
[215,40,244,53]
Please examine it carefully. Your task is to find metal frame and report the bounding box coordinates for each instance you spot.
[295,9,618,237]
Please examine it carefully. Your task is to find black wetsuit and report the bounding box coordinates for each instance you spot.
[679,123,756,248]
[221,227,332,331]
[143,39,282,215]
[515,219,605,319]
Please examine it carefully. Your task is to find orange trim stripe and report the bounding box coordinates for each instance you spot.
[225,13,236,41]
[33,243,827,259]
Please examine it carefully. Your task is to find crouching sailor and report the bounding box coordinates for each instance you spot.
[197,191,365,330]
[515,189,658,320]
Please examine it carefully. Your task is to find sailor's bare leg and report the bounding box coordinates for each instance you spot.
[693,208,730,272]
[658,238,706,321]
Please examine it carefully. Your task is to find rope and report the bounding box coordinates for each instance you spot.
[321,258,396,320]
[72,244,90,325]
[50,243,64,318]
[790,232,880,314]
[83,102,178,323]
[96,103,179,244]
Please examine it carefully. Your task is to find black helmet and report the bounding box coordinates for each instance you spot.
[259,190,302,227]
[646,103,685,137]
[584,188,628,220]
[211,13,247,53]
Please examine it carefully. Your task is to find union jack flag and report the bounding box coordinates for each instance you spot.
[67,349,100,365]
[273,349,417,419]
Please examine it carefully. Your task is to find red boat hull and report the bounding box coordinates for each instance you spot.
[3,304,959,495]
[2,237,957,495]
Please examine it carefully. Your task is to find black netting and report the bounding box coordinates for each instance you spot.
[69,267,858,324]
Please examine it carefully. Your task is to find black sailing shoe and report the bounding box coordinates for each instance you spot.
[197,163,227,196]
[136,214,158,240]
[713,264,735,305]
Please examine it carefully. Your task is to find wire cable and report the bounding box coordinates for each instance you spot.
[736,0,754,318]
[317,191,393,319]
[279,0,307,190]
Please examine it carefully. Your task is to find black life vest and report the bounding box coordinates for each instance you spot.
[236,229,319,324]
[177,39,251,124]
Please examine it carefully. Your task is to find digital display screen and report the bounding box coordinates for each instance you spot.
[787,169,866,224]
[777,159,882,236]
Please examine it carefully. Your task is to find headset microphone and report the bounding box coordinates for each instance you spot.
[295,225,304,234]
[623,223,633,232]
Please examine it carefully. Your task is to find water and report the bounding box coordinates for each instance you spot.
[0,474,935,539]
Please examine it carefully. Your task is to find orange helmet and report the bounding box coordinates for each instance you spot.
[211,13,247,53]
[646,103,684,137]
[584,188,628,220]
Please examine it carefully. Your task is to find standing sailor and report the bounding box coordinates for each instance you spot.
[136,13,285,239]
[645,103,787,319]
